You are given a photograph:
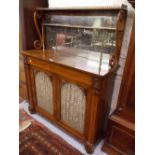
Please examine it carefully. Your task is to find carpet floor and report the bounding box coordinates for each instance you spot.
[19,110,83,155]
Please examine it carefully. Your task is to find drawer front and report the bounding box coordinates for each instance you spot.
[109,125,135,154]
[27,57,92,86]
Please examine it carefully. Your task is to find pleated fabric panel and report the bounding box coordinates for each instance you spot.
[61,83,86,133]
[35,72,53,114]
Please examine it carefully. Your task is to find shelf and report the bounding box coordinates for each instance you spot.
[36,6,126,11]
[42,23,116,31]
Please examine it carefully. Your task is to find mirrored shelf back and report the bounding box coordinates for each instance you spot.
[34,5,127,68]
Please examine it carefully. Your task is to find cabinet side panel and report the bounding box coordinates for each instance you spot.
[61,83,86,134]
[35,72,53,114]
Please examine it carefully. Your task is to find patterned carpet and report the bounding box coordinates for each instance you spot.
[19,110,83,155]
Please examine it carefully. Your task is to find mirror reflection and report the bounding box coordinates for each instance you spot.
[44,15,116,55]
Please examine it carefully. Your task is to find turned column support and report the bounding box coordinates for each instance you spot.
[83,77,102,154]
[28,105,36,114]
[92,77,102,96]
[85,141,94,154]
[23,55,36,114]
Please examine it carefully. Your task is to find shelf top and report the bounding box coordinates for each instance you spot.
[22,47,117,77]
[36,5,127,11]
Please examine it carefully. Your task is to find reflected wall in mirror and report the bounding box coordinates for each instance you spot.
[43,15,116,54]
[45,26,116,54]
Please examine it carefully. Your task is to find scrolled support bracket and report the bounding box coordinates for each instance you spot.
[33,11,43,49]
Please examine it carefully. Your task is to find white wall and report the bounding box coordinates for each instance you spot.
[48,0,130,8]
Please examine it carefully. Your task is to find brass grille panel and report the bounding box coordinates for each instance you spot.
[61,83,86,133]
[35,72,53,114]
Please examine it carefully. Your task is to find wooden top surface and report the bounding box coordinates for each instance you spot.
[111,114,135,131]
[36,6,124,11]
[22,47,115,77]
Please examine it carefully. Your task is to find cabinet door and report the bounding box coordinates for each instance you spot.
[35,70,54,115]
[59,80,87,134]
